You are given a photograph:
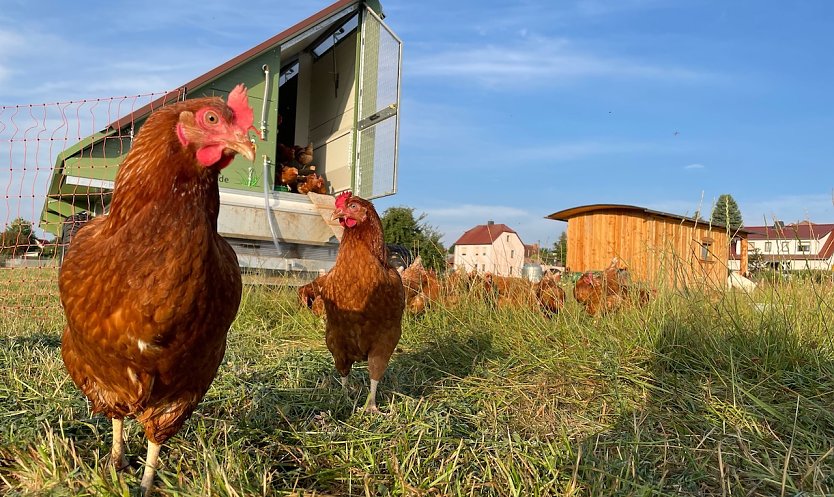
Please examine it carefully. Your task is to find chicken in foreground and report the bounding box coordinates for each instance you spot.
[320,191,405,413]
[59,85,256,496]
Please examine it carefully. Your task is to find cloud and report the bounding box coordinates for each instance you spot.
[414,203,565,245]
[512,140,667,162]
[684,163,705,170]
[408,36,710,89]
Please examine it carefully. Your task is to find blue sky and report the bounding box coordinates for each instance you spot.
[2,0,833,247]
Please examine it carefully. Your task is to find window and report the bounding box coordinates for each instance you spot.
[798,242,811,253]
[699,238,713,261]
[781,241,790,252]
[506,235,510,242]
[311,14,359,59]
[510,250,515,258]
[764,241,772,252]
[481,264,485,271]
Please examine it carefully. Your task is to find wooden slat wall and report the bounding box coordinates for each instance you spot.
[565,209,732,289]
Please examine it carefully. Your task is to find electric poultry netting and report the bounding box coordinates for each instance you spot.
[0,91,178,317]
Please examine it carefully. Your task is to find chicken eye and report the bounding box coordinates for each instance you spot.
[204,111,219,125]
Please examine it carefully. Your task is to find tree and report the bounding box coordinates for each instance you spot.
[0,218,36,257]
[380,206,446,272]
[553,231,568,266]
[710,194,743,232]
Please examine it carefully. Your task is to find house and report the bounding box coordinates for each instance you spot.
[546,204,749,288]
[452,221,525,276]
[742,221,834,271]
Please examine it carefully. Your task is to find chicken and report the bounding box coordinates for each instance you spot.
[295,142,314,166]
[573,257,628,316]
[297,171,327,195]
[320,191,405,413]
[277,142,295,163]
[59,84,256,496]
[534,272,566,317]
[400,256,441,315]
[279,164,299,190]
[483,273,535,308]
[298,274,327,317]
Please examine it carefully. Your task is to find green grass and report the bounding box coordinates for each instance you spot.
[2,268,834,496]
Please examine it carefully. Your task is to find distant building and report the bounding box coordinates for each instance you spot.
[452,221,525,276]
[742,221,834,271]
[547,204,749,288]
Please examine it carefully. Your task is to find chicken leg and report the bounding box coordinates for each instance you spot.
[110,418,129,470]
[364,379,381,413]
[365,352,392,414]
[139,440,162,497]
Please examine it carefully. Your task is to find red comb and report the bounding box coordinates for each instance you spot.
[335,191,352,209]
[227,84,261,139]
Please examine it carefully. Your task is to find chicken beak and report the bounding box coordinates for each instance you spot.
[331,208,346,221]
[226,133,257,162]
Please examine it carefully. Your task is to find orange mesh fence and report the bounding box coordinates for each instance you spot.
[0,91,179,318]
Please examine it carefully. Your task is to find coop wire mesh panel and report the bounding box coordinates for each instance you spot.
[354,6,402,200]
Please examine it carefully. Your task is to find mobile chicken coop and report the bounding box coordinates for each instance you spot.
[39,0,401,275]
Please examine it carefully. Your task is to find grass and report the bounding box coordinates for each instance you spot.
[1,268,834,496]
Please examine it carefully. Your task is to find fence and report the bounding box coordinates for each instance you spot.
[0,91,176,317]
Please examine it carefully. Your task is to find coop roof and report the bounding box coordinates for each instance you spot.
[107,0,379,131]
[454,223,519,246]
[546,204,749,235]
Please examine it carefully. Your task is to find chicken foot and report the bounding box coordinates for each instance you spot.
[110,418,129,470]
[363,378,381,414]
[139,440,162,497]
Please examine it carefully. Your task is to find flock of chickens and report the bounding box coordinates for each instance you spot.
[275,141,328,194]
[301,254,654,320]
[54,84,654,495]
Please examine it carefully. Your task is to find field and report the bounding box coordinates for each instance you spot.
[2,267,834,496]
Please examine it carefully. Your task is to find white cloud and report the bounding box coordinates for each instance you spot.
[513,140,667,162]
[415,203,564,245]
[684,163,705,170]
[408,36,710,89]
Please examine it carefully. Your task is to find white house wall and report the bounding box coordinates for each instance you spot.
[453,233,525,277]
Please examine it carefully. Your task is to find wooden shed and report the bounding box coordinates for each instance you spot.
[546,204,749,289]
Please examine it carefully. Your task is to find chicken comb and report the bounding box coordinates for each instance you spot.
[227,84,262,139]
[335,190,352,209]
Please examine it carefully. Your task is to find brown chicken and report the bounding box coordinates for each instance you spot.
[483,272,535,308]
[534,272,566,317]
[59,85,256,496]
[298,273,327,317]
[295,142,314,166]
[279,164,299,189]
[400,256,441,315]
[320,191,405,413]
[297,171,327,195]
[573,258,629,316]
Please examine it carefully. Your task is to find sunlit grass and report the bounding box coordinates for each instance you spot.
[1,268,834,495]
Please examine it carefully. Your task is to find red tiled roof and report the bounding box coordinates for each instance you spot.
[747,222,834,261]
[454,223,519,246]
[745,222,834,240]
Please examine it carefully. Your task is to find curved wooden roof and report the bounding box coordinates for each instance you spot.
[546,203,749,234]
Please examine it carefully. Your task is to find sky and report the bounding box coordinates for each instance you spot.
[2,0,833,248]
